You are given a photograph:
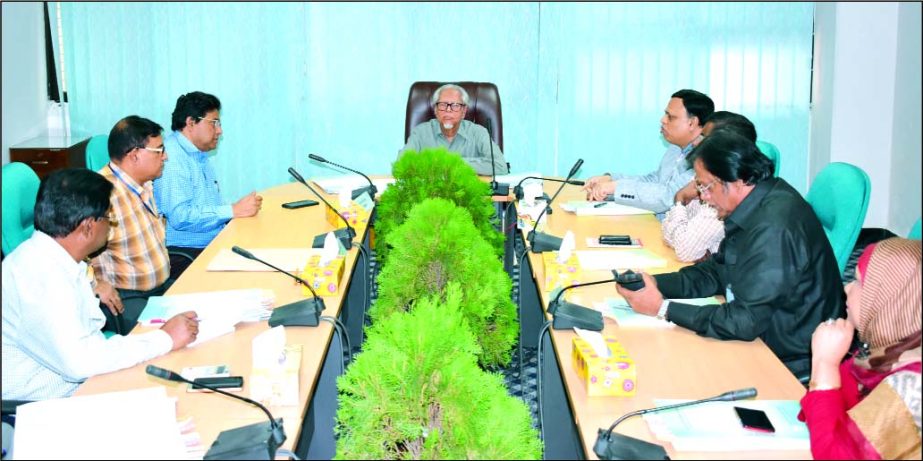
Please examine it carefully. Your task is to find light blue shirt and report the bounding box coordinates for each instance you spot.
[608,142,696,220]
[154,131,233,248]
[401,119,509,176]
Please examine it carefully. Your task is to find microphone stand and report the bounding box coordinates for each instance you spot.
[232,245,323,326]
[486,119,509,196]
[527,159,584,253]
[547,278,610,330]
[288,167,356,250]
[308,153,377,200]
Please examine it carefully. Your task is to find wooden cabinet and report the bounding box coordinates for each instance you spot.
[9,134,90,179]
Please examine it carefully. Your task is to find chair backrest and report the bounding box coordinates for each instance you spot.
[85,134,109,172]
[909,217,922,240]
[405,81,503,150]
[1,163,41,256]
[755,140,781,178]
[806,162,871,274]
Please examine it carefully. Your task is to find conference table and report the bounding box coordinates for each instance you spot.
[74,181,370,459]
[513,182,811,459]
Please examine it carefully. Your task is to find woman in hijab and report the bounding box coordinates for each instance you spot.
[801,237,921,459]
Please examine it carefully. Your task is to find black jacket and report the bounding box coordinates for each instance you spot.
[654,178,844,377]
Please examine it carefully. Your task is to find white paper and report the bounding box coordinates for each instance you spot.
[560,200,653,216]
[574,327,611,358]
[13,387,188,460]
[319,231,339,266]
[252,325,287,371]
[557,230,576,263]
[523,182,544,206]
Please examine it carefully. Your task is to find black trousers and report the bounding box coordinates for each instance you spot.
[167,246,204,281]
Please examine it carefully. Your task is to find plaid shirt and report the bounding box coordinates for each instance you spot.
[91,163,170,291]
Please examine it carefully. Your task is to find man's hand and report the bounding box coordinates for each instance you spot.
[582,174,613,192]
[95,280,123,315]
[587,181,617,201]
[161,311,199,351]
[616,272,663,316]
[232,192,263,218]
[674,181,698,205]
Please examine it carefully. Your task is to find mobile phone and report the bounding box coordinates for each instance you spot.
[599,234,632,245]
[191,376,244,391]
[281,199,319,209]
[734,406,775,433]
[612,269,645,291]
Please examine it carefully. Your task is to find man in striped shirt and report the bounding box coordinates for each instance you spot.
[91,116,172,333]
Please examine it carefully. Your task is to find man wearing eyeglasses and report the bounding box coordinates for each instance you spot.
[401,84,508,176]
[617,130,843,379]
[154,91,262,280]
[584,89,714,220]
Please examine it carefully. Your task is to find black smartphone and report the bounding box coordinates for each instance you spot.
[281,199,319,209]
[734,406,775,433]
[599,234,632,245]
[612,269,645,291]
[191,376,244,391]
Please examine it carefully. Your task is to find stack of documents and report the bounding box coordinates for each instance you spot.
[561,200,653,216]
[642,399,810,451]
[13,387,191,459]
[595,297,718,328]
[138,289,275,347]
[311,174,395,195]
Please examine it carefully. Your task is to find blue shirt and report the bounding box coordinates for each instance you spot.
[401,119,508,176]
[608,142,696,220]
[153,131,233,248]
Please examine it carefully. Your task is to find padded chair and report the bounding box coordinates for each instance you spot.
[806,162,871,274]
[404,81,503,150]
[755,140,781,178]
[909,218,922,240]
[1,163,41,256]
[85,134,109,172]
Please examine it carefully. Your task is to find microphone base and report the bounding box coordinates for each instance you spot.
[268,298,324,327]
[551,301,604,331]
[527,230,563,253]
[205,418,286,460]
[312,227,354,250]
[593,428,669,460]
[490,181,510,196]
[350,184,378,200]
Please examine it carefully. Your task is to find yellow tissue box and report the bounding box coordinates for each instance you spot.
[543,252,583,293]
[325,202,370,230]
[250,344,302,407]
[572,335,636,397]
[299,254,345,296]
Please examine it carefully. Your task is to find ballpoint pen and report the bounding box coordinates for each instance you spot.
[594,202,611,208]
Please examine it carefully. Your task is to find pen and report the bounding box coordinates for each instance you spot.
[148,317,201,324]
[594,202,610,208]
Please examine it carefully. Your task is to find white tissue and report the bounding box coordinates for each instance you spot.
[320,231,339,266]
[252,325,287,371]
[523,182,544,206]
[338,188,352,208]
[557,230,576,263]
[574,327,611,358]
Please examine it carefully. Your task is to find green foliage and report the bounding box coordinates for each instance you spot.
[335,285,542,460]
[376,147,503,262]
[372,198,517,368]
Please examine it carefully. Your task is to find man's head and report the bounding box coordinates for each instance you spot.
[171,91,222,152]
[692,130,773,219]
[34,169,113,256]
[108,115,167,183]
[661,89,714,148]
[697,111,757,146]
[431,84,469,133]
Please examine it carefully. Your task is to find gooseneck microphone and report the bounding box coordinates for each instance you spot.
[593,387,758,460]
[231,245,324,323]
[513,176,586,201]
[146,365,286,460]
[308,153,378,199]
[546,278,611,331]
[486,119,509,196]
[288,167,356,250]
[527,158,583,253]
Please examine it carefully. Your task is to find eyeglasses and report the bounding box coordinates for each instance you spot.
[197,116,221,127]
[695,179,720,195]
[142,146,166,156]
[435,102,466,112]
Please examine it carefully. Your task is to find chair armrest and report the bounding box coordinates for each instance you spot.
[1,401,31,416]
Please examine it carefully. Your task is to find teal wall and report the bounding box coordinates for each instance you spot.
[60,2,813,201]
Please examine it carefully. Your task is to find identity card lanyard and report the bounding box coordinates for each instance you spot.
[108,163,159,219]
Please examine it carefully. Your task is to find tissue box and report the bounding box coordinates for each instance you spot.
[325,202,370,230]
[299,254,346,296]
[250,344,302,406]
[572,335,636,397]
[543,251,583,293]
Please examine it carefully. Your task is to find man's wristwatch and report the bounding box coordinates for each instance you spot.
[656,300,670,321]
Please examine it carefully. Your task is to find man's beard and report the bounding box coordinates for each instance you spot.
[442,122,455,130]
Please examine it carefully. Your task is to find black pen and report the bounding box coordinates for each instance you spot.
[594,202,610,208]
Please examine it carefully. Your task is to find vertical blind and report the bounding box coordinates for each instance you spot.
[59,2,813,200]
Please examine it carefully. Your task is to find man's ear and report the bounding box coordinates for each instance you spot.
[79,217,96,238]
[185,116,196,129]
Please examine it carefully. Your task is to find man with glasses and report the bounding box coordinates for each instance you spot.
[616,130,843,379]
[401,84,508,176]
[154,91,262,280]
[584,89,714,220]
[2,168,198,400]
[90,116,175,333]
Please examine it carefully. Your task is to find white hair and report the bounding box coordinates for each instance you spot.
[431,84,470,107]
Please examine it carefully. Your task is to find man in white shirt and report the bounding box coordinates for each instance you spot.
[1,169,199,400]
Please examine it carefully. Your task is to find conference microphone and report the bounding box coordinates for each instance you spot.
[485,119,509,196]
[145,365,286,460]
[545,278,614,331]
[308,153,378,200]
[527,158,583,253]
[593,387,758,460]
[288,166,356,250]
[513,176,586,202]
[232,245,323,326]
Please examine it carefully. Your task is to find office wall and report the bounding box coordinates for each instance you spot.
[1,2,47,165]
[811,2,922,235]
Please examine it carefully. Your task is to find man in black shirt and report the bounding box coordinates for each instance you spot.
[618,131,844,378]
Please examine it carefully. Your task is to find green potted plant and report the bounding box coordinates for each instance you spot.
[336,284,542,460]
[372,198,517,368]
[376,147,503,262]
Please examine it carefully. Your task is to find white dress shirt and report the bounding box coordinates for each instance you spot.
[2,231,173,400]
